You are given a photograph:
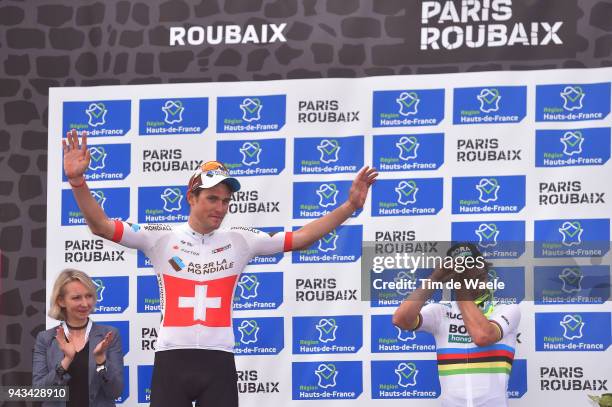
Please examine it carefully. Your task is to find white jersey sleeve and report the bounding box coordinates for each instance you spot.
[109,220,168,255]
[416,303,447,335]
[489,303,521,338]
[230,227,293,256]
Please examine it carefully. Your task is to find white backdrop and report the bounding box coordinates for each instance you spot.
[47,67,612,406]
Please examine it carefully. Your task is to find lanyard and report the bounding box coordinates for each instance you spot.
[61,319,93,343]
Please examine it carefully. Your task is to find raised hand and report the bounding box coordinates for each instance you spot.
[93,331,114,364]
[347,166,378,211]
[62,129,91,180]
[55,327,76,363]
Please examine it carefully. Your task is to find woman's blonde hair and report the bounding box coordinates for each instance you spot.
[48,269,97,320]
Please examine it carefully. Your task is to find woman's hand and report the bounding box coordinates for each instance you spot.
[55,327,76,368]
[93,331,114,365]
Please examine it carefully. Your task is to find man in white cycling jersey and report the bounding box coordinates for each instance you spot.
[393,243,521,407]
[62,129,377,407]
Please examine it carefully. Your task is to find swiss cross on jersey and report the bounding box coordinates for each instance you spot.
[162,274,237,327]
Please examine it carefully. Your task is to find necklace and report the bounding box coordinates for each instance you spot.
[65,318,89,330]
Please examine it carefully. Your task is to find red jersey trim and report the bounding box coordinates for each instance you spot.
[283,231,293,252]
[111,220,124,243]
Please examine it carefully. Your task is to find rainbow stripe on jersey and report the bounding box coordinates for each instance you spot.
[437,344,514,376]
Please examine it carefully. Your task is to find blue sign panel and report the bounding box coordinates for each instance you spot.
[63,143,131,182]
[293,315,362,354]
[293,181,361,219]
[535,83,611,122]
[373,133,444,172]
[372,178,443,216]
[138,186,189,224]
[535,127,610,167]
[137,365,153,404]
[217,138,285,176]
[233,317,284,355]
[373,89,445,128]
[535,312,611,351]
[371,360,441,399]
[63,100,131,137]
[217,95,286,133]
[451,221,525,259]
[452,176,525,214]
[292,225,362,264]
[371,314,436,353]
[92,276,129,314]
[292,361,362,400]
[139,98,209,135]
[137,275,161,313]
[294,136,364,174]
[534,219,610,257]
[453,86,527,124]
[62,188,129,226]
[233,272,283,311]
[534,265,610,304]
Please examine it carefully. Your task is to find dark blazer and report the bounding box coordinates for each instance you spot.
[33,322,124,407]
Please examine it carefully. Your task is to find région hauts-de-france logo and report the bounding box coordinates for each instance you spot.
[396,92,420,116]
[476,178,500,203]
[315,318,338,343]
[315,363,338,388]
[560,314,584,340]
[395,181,419,205]
[85,103,107,127]
[160,188,183,212]
[477,88,501,113]
[559,267,583,294]
[162,100,185,124]
[396,326,417,341]
[395,362,418,387]
[560,131,584,156]
[93,279,105,302]
[240,98,263,122]
[237,274,259,299]
[396,136,419,161]
[317,139,341,164]
[239,141,262,166]
[88,146,108,171]
[560,86,585,111]
[476,223,499,247]
[318,229,339,252]
[316,184,339,207]
[238,320,259,344]
[558,221,583,246]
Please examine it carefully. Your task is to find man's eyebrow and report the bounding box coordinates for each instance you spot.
[207,194,232,200]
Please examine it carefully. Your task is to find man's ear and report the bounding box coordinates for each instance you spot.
[187,190,194,205]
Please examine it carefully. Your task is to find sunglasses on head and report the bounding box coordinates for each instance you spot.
[188,161,230,192]
[199,161,229,174]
